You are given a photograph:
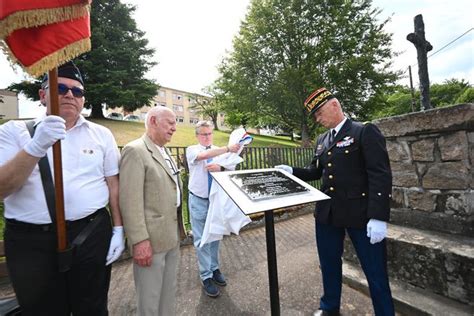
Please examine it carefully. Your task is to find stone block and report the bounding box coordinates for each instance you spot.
[422,162,470,189]
[390,208,474,237]
[411,138,435,161]
[391,187,406,208]
[387,141,410,162]
[391,162,419,187]
[445,192,473,216]
[406,188,437,212]
[439,131,468,161]
[374,103,474,138]
[468,131,474,171]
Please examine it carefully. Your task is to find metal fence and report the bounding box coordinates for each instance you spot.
[167,146,316,171]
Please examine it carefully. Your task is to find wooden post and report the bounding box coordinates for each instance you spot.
[407,14,433,110]
[48,69,67,252]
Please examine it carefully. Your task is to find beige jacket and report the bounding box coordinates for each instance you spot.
[119,134,186,255]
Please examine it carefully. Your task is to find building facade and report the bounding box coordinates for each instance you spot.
[106,86,227,129]
[0,89,19,119]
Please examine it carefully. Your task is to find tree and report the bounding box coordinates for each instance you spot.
[7,0,157,118]
[455,87,474,104]
[430,79,470,108]
[187,85,222,130]
[216,0,399,144]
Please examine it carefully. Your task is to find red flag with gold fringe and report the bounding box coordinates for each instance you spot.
[0,0,91,77]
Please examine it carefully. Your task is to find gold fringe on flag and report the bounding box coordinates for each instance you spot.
[0,38,91,77]
[0,4,90,39]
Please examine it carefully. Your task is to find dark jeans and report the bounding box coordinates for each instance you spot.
[4,209,112,316]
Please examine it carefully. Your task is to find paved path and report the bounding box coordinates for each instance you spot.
[108,213,376,315]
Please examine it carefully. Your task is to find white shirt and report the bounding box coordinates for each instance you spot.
[0,115,120,223]
[331,117,347,137]
[156,145,181,207]
[186,144,215,199]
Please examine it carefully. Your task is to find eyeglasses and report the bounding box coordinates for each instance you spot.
[164,158,180,176]
[45,83,85,98]
[199,133,213,136]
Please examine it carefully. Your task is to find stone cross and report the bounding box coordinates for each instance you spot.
[407,14,433,110]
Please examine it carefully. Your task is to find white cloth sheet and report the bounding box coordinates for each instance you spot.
[199,128,253,247]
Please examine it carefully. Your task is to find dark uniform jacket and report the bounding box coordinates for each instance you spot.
[293,119,392,229]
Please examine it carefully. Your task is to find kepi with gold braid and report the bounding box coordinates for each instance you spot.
[304,87,335,116]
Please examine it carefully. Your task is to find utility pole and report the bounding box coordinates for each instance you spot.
[407,14,433,110]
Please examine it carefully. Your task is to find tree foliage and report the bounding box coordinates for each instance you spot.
[188,85,222,130]
[430,79,471,108]
[216,0,399,143]
[7,0,157,118]
[371,79,473,119]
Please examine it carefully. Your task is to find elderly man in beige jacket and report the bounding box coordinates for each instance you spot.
[119,106,186,316]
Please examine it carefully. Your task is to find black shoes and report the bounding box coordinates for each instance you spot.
[202,278,220,297]
[201,269,226,297]
[212,269,227,286]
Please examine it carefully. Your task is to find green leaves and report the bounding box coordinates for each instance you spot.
[217,0,398,142]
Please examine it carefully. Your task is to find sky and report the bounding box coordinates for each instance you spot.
[1,0,473,118]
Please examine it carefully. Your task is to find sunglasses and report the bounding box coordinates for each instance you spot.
[45,83,85,98]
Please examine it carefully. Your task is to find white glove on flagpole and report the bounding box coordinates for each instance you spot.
[24,115,66,158]
[106,226,125,265]
[366,219,387,244]
[275,164,293,174]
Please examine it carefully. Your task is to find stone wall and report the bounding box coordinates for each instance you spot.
[374,103,474,237]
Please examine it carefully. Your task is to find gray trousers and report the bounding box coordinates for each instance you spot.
[133,245,180,316]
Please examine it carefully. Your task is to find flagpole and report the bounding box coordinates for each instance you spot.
[48,68,67,252]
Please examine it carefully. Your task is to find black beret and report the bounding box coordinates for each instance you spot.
[42,61,84,86]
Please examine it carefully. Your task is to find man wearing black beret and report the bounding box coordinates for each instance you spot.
[0,61,125,315]
[276,87,394,316]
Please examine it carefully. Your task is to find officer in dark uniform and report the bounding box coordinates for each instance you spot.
[276,87,394,316]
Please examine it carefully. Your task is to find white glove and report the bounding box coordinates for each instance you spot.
[366,219,387,244]
[106,226,125,265]
[24,115,66,158]
[275,164,293,174]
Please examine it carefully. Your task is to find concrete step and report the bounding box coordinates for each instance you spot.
[342,261,474,316]
[390,208,474,238]
[343,223,474,305]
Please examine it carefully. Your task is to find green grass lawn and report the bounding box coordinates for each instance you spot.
[89,118,300,148]
[1,117,301,148]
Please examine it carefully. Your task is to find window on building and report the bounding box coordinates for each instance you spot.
[172,93,182,101]
[173,104,183,112]
[176,116,184,123]
[159,90,166,98]
[189,118,199,124]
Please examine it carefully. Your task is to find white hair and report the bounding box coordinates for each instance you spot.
[145,106,174,129]
[195,120,214,134]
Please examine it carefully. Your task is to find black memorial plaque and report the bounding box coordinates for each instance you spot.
[229,170,309,201]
